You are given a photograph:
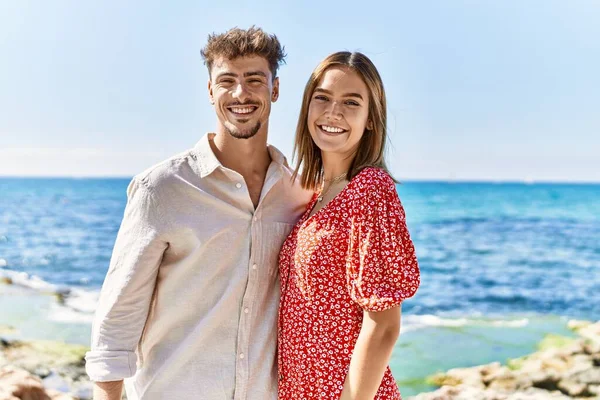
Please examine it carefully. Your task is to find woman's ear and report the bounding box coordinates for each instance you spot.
[366,119,374,130]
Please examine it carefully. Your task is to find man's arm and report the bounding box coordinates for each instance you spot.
[85,178,168,387]
[339,305,402,400]
[93,381,124,400]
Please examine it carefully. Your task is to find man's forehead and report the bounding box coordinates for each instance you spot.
[212,56,271,74]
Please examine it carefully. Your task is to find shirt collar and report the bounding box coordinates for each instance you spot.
[193,133,221,178]
[193,133,288,178]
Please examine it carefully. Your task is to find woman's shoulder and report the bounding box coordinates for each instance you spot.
[353,167,396,195]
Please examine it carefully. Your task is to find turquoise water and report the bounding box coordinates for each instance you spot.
[1,178,599,396]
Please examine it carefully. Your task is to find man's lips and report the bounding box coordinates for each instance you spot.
[227,105,259,116]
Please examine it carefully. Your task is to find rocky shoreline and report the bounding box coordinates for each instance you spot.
[409,320,600,399]
[1,321,599,399]
[0,331,91,400]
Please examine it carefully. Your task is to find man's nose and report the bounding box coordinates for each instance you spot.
[232,83,250,102]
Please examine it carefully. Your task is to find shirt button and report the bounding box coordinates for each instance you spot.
[244,308,249,314]
[239,353,245,359]
[252,264,257,270]
[235,183,242,189]
[253,216,258,222]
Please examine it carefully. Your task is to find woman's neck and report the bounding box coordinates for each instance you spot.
[321,151,354,181]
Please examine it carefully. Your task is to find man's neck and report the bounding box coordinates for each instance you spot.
[210,129,272,178]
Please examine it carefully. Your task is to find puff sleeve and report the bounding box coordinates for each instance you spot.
[346,169,420,312]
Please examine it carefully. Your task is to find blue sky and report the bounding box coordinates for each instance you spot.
[1,1,598,181]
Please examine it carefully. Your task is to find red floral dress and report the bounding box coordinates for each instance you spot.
[277,167,420,400]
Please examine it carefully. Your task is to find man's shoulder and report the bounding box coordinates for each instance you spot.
[133,148,196,192]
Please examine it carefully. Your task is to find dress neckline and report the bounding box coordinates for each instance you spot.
[300,168,374,227]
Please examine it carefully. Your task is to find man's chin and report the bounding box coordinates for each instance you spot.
[225,122,262,140]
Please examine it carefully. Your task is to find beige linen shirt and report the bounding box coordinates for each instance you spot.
[85,133,311,400]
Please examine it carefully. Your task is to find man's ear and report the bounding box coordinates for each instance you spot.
[208,79,214,105]
[271,77,280,102]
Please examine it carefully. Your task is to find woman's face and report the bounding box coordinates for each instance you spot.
[307,66,371,159]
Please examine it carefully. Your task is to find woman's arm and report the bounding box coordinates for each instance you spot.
[339,305,402,400]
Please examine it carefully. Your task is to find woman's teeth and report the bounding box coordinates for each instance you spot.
[320,125,345,133]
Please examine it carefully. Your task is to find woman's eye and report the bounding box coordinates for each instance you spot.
[314,95,328,101]
[345,100,359,106]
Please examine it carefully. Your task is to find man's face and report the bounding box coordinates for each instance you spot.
[208,56,279,140]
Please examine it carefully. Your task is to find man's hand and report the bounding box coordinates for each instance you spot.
[93,381,123,400]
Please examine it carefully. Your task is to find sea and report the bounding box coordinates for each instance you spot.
[1,177,599,396]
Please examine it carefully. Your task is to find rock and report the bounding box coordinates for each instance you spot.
[0,366,51,400]
[411,320,600,399]
[427,365,488,390]
[485,367,532,394]
[583,339,600,355]
[0,339,88,374]
[42,372,71,394]
[525,369,560,392]
[426,373,463,388]
[46,390,76,400]
[588,384,600,395]
[72,382,93,400]
[0,277,12,285]
[568,366,600,385]
[408,384,503,400]
[0,388,19,400]
[0,339,89,399]
[567,319,592,332]
[0,325,17,336]
[537,334,576,352]
[505,387,572,399]
[557,378,589,397]
[576,321,600,343]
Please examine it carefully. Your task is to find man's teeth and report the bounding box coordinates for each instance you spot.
[321,125,345,133]
[230,107,256,114]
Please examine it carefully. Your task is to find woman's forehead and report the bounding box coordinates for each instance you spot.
[317,67,367,94]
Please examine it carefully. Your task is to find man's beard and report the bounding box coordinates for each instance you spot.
[225,121,262,140]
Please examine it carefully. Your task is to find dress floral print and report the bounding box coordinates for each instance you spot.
[278,167,420,400]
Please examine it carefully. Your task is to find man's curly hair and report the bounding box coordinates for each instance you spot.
[201,26,286,80]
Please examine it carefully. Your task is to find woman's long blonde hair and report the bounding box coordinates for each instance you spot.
[292,51,394,190]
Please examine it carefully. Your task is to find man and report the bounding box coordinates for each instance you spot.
[85,26,311,400]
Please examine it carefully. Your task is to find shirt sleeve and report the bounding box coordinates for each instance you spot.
[346,171,420,312]
[85,177,168,382]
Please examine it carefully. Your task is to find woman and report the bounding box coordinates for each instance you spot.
[278,51,421,399]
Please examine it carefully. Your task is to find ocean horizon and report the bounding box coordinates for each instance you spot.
[2,175,600,185]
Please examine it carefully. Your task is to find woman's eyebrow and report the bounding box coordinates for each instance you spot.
[314,87,363,100]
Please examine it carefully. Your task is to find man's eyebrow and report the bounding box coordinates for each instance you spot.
[243,71,267,78]
[215,72,238,80]
[314,87,364,100]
